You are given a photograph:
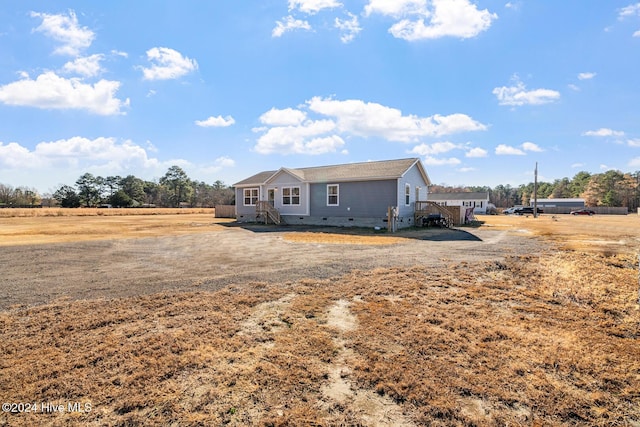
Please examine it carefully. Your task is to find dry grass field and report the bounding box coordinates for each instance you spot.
[1,212,639,426]
[0,208,223,246]
[0,208,215,218]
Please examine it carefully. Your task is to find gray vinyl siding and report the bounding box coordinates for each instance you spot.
[397,163,429,218]
[309,180,396,217]
[235,187,259,218]
[268,183,309,215]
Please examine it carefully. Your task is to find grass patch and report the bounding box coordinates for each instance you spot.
[1,248,639,425]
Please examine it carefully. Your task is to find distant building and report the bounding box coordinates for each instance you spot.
[534,198,585,209]
[427,192,490,214]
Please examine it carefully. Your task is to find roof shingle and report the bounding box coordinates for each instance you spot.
[234,158,429,186]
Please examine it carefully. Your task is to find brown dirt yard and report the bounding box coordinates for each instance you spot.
[0,212,639,426]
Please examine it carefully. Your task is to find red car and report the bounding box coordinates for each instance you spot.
[570,209,595,215]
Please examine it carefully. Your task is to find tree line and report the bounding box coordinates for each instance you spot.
[432,169,640,210]
[0,166,235,208]
[2,167,639,211]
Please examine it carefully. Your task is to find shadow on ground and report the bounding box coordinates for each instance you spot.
[221,222,483,242]
[418,228,482,241]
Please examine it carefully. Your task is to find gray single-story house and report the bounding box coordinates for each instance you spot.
[427,192,491,214]
[233,158,431,228]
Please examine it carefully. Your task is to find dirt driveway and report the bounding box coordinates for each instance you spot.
[0,221,543,310]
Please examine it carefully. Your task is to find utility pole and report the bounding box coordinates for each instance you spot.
[533,162,538,218]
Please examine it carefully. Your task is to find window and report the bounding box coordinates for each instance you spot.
[327,184,339,206]
[405,184,411,206]
[243,188,259,206]
[282,187,300,205]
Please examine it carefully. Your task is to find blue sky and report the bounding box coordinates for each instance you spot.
[1,1,639,194]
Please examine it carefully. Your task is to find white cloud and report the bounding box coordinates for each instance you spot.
[253,97,486,155]
[364,0,428,18]
[0,72,128,115]
[146,140,158,153]
[504,2,522,10]
[422,156,461,166]
[335,12,362,43]
[62,54,105,77]
[307,97,487,141]
[199,156,236,175]
[141,47,198,81]
[0,138,203,190]
[289,0,342,14]
[466,147,488,158]
[272,16,312,37]
[31,10,94,56]
[0,142,37,168]
[582,128,625,137]
[254,119,342,155]
[366,0,497,41]
[214,156,235,168]
[493,76,560,106]
[304,135,346,154]
[409,142,460,155]
[628,138,640,147]
[495,144,525,155]
[391,0,497,40]
[521,141,543,152]
[630,157,640,167]
[195,115,236,128]
[260,108,307,126]
[458,167,476,172]
[0,137,158,170]
[618,3,640,36]
[619,3,640,19]
[578,72,596,80]
[571,163,585,168]
[568,84,580,91]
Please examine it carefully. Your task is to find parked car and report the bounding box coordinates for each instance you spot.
[570,209,595,216]
[514,206,543,215]
[503,206,524,215]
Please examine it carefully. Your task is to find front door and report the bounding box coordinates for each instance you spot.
[268,189,275,207]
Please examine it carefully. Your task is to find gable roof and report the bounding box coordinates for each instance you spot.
[234,158,430,187]
[233,170,277,187]
[428,192,489,201]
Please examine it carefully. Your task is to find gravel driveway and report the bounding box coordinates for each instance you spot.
[0,224,545,310]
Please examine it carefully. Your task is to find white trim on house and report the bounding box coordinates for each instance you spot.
[327,184,339,206]
[405,183,411,206]
[243,188,259,206]
[428,192,490,214]
[281,186,301,206]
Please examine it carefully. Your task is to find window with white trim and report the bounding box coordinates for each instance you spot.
[282,186,300,205]
[405,184,411,206]
[243,188,259,206]
[327,184,339,206]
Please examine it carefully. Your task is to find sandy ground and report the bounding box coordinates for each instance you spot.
[0,214,551,310]
[1,213,639,425]
[1,213,639,310]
